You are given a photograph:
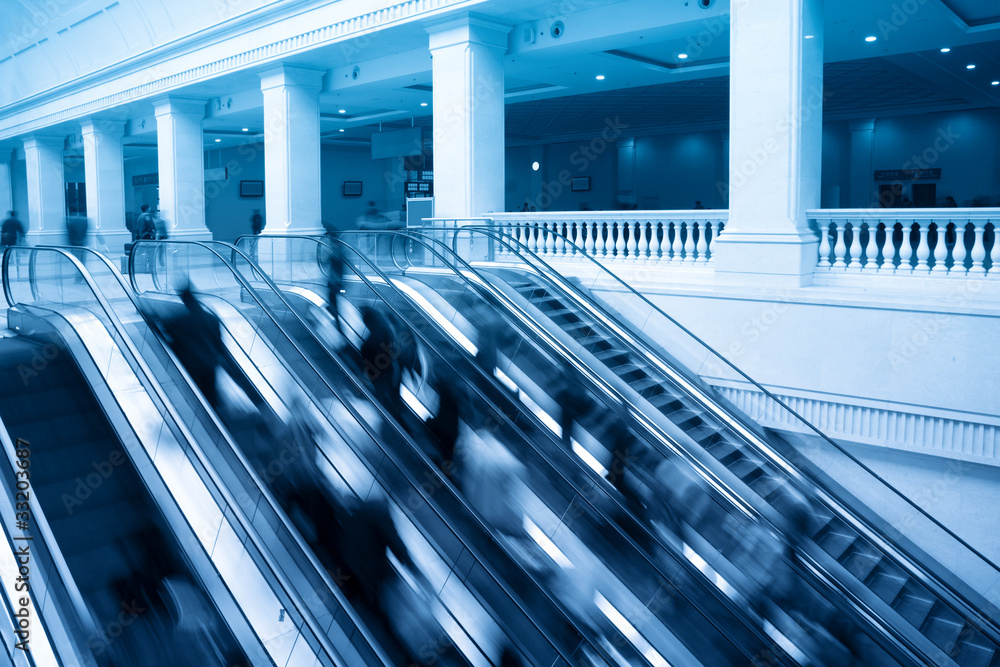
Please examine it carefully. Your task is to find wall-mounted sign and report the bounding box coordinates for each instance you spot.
[132,173,158,187]
[874,168,941,181]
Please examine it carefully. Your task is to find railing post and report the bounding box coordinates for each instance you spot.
[831,220,846,269]
[614,220,626,259]
[914,219,930,273]
[846,221,862,272]
[640,221,652,263]
[695,220,709,264]
[952,220,969,277]
[816,217,831,269]
[627,220,639,259]
[681,220,694,264]
[970,219,987,277]
[585,221,596,257]
[931,221,947,275]
[863,220,879,272]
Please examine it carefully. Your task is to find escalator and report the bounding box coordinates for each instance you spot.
[128,239,621,666]
[392,225,1000,667]
[237,234,905,666]
[1,245,378,666]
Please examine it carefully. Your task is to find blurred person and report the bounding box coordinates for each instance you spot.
[426,368,463,479]
[360,304,403,415]
[136,204,156,240]
[457,421,527,538]
[554,361,593,448]
[163,285,227,407]
[472,301,507,376]
[324,241,345,334]
[250,208,265,235]
[944,195,958,207]
[65,214,89,279]
[1,210,24,249]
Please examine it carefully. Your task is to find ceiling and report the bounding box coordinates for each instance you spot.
[5,0,998,155]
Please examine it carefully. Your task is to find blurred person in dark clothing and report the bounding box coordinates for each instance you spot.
[360,304,403,415]
[1,210,24,249]
[554,361,593,448]
[137,204,156,240]
[65,215,89,279]
[325,243,345,333]
[164,286,227,407]
[426,369,463,480]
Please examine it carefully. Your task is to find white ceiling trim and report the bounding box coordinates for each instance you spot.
[0,0,484,142]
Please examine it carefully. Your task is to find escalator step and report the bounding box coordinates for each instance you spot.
[816,529,857,560]
[922,611,965,652]
[893,591,936,630]
[841,547,881,582]
[747,474,783,499]
[594,348,631,364]
[727,457,764,482]
[867,568,908,605]
[950,634,996,667]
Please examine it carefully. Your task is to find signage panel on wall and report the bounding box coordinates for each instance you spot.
[874,168,941,181]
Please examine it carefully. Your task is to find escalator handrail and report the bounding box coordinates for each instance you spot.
[138,239,584,666]
[333,229,939,665]
[237,233,802,665]
[16,245,349,667]
[414,226,1000,637]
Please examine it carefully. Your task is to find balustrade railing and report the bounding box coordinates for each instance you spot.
[810,209,997,277]
[486,211,727,265]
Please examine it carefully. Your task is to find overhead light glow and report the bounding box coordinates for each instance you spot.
[339,128,344,132]
[940,47,951,53]
[214,138,221,142]
[595,74,605,80]
[804,35,814,39]
[993,81,999,86]
[338,109,346,113]
[865,35,877,42]
[532,161,539,171]
[967,64,976,69]
[420,102,428,106]
[678,53,688,59]
[241,127,249,132]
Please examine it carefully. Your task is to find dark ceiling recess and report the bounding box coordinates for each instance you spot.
[940,0,1000,27]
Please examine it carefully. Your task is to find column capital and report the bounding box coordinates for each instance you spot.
[259,64,325,91]
[152,96,206,118]
[427,14,510,51]
[22,135,65,151]
[81,118,127,136]
[849,119,876,133]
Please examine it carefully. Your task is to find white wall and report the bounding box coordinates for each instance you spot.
[634,131,728,210]
[321,144,402,231]
[202,142,267,242]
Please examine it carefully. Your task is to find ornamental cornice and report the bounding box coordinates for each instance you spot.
[0,0,478,142]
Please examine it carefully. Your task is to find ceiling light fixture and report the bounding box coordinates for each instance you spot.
[993,81,999,86]
[339,128,345,132]
[214,138,221,142]
[967,64,976,69]
[532,161,539,171]
[677,53,688,59]
[338,109,346,113]
[241,127,249,132]
[420,102,428,106]
[595,74,605,80]
[804,35,814,39]
[865,35,877,42]
[940,47,951,53]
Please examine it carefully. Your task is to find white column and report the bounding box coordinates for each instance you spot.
[0,149,12,216]
[260,65,324,234]
[81,118,128,253]
[428,16,510,219]
[22,135,66,243]
[849,119,876,208]
[713,0,824,286]
[153,97,209,240]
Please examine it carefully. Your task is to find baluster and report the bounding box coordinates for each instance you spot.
[530,223,540,253]
[931,222,947,275]
[567,222,578,259]
[555,221,567,257]
[510,221,522,250]
[970,219,987,277]
[585,221,596,257]
[703,221,714,263]
[651,222,663,262]
[640,221,651,263]
[612,221,625,259]
[601,221,612,259]
[666,222,677,263]
[626,220,639,260]
[988,222,997,278]
[952,220,969,276]
[681,221,695,264]
[862,220,878,272]
[846,221,862,272]
[816,219,831,268]
[914,220,930,273]
[695,221,709,264]
[831,221,846,269]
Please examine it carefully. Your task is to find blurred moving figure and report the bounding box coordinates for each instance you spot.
[457,422,527,538]
[360,304,403,415]
[1,210,24,249]
[163,286,227,407]
[426,368,462,480]
[471,301,507,376]
[554,361,592,448]
[66,214,89,279]
[324,241,345,334]
[136,204,156,240]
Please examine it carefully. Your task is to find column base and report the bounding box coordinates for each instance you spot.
[713,232,819,287]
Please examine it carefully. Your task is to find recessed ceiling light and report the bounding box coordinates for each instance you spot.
[532,161,539,171]
[940,47,951,53]
[993,81,999,86]
[214,138,221,142]
[865,35,877,42]
[677,53,688,59]
[339,128,344,132]
[804,35,814,39]
[967,64,976,69]
[241,127,248,132]
[595,74,605,80]
[420,102,428,106]
[338,109,346,113]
